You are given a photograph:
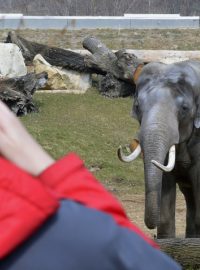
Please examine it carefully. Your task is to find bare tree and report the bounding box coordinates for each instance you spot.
[0,0,197,16]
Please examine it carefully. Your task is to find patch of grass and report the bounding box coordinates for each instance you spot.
[21,89,144,194]
[9,28,200,51]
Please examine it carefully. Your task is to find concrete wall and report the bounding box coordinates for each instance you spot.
[0,15,199,29]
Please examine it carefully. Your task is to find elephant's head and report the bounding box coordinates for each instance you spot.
[118,61,200,229]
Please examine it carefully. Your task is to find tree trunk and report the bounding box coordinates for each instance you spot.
[156,238,200,268]
[97,74,135,98]
[0,72,48,116]
[5,31,89,72]
[83,36,143,83]
[83,35,145,97]
[6,32,144,97]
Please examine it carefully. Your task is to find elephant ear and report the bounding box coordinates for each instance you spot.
[194,97,200,128]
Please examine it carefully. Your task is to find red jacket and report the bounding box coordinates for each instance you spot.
[0,153,157,258]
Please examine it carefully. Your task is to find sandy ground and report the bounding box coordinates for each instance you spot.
[118,191,186,239]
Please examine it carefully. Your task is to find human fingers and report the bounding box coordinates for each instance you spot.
[0,100,55,175]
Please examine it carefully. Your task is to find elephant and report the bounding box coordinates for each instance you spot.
[118,60,200,239]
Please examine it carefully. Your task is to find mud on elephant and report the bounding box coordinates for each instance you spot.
[118,60,200,239]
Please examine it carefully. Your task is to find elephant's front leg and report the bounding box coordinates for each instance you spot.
[157,173,176,239]
[178,183,196,237]
[190,165,200,237]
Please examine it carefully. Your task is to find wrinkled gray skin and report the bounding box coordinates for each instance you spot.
[133,60,200,238]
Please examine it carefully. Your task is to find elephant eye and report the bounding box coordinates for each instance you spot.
[179,103,191,119]
[182,104,189,111]
[134,99,139,110]
[176,96,191,117]
[133,99,142,121]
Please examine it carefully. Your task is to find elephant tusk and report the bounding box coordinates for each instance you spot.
[151,145,176,172]
[117,140,141,162]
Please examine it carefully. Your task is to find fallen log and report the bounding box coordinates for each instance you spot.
[83,36,143,84]
[5,31,89,73]
[156,238,200,268]
[6,32,141,97]
[0,72,48,116]
[83,36,144,97]
[97,74,134,98]
[73,49,200,64]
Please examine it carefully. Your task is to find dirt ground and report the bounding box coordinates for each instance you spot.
[118,191,186,239]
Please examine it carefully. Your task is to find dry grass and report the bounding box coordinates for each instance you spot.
[1,28,200,51]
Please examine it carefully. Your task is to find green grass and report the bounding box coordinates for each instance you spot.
[8,28,200,51]
[21,89,144,194]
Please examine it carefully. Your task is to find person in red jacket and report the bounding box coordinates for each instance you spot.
[0,100,181,270]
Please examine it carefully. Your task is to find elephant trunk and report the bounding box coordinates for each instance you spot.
[142,129,170,229]
[140,105,179,229]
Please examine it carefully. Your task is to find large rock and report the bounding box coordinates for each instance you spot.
[0,43,27,78]
[33,54,91,92]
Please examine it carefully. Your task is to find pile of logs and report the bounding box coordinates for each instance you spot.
[6,31,142,102]
[4,31,200,115]
[0,31,144,115]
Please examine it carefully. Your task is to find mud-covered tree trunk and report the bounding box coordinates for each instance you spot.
[97,74,135,97]
[0,72,48,116]
[156,238,200,268]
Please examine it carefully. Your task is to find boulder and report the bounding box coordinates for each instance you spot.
[0,43,27,78]
[33,54,91,92]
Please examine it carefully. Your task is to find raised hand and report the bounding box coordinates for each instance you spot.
[0,101,54,176]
